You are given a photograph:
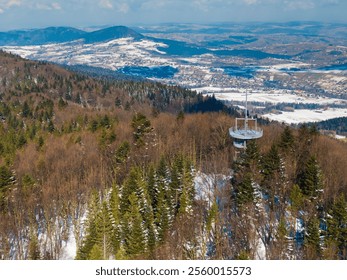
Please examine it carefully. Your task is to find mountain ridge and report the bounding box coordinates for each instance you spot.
[0,26,143,46]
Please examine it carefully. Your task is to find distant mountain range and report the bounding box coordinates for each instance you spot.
[0,26,143,46]
[1,22,346,100]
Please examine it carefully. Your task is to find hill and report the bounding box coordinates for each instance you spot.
[83,26,144,43]
[0,26,143,46]
[311,117,347,135]
[0,51,346,261]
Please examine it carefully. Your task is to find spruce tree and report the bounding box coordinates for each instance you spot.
[109,184,121,254]
[289,184,304,214]
[262,144,281,183]
[297,156,323,200]
[96,201,114,259]
[28,227,41,260]
[22,101,31,118]
[169,162,181,215]
[279,126,295,153]
[305,216,321,259]
[244,140,260,169]
[155,190,170,242]
[147,165,158,213]
[115,141,130,164]
[88,243,103,260]
[76,192,101,260]
[326,194,347,259]
[131,113,152,147]
[236,173,254,208]
[123,193,146,257]
[120,167,141,214]
[178,158,195,215]
[261,144,284,211]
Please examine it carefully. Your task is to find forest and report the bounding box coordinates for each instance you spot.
[0,50,347,260]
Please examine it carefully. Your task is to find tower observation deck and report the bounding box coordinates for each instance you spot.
[229,92,263,150]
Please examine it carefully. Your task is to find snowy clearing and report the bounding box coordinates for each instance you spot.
[263,108,347,124]
[196,87,344,106]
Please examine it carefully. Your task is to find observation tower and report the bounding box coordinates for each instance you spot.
[229,92,263,151]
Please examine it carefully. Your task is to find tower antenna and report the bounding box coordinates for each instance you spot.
[229,90,263,157]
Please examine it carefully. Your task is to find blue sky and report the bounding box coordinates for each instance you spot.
[0,0,346,31]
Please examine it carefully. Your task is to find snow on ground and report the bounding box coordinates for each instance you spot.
[336,134,347,140]
[1,38,173,71]
[194,172,231,205]
[60,229,77,260]
[194,172,215,204]
[196,86,347,124]
[255,237,267,260]
[196,87,344,106]
[260,62,311,72]
[263,108,347,124]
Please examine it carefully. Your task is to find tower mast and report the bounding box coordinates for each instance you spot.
[229,90,263,155]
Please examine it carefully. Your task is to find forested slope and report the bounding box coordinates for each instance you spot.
[0,51,346,260]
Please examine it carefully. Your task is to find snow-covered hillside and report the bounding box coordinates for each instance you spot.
[2,38,172,70]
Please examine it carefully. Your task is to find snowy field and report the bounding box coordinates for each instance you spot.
[195,87,344,105]
[263,108,347,124]
[1,38,173,70]
[195,87,347,124]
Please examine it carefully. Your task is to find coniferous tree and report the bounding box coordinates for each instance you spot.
[274,217,289,259]
[96,201,114,259]
[28,227,41,260]
[120,167,141,214]
[279,126,295,153]
[147,165,158,213]
[47,119,54,133]
[305,216,321,259]
[109,184,121,254]
[297,156,323,200]
[131,113,152,147]
[236,173,254,208]
[169,160,181,216]
[290,184,304,213]
[0,165,14,189]
[123,193,146,257]
[155,191,170,242]
[76,192,100,260]
[22,101,31,118]
[326,194,347,259]
[177,157,195,216]
[206,201,219,258]
[88,243,103,260]
[115,141,130,165]
[232,140,259,178]
[262,144,281,184]
[261,144,285,211]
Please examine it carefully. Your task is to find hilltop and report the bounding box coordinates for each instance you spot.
[0,26,143,46]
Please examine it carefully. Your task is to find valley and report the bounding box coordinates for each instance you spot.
[1,22,347,127]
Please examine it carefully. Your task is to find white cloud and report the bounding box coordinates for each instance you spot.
[242,0,259,5]
[117,2,129,13]
[193,0,209,11]
[6,0,21,8]
[52,2,61,10]
[321,0,339,4]
[0,0,21,13]
[1,0,62,11]
[35,2,62,10]
[141,0,171,10]
[284,0,315,10]
[99,0,113,9]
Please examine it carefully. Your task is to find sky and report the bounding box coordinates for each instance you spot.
[0,0,346,31]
